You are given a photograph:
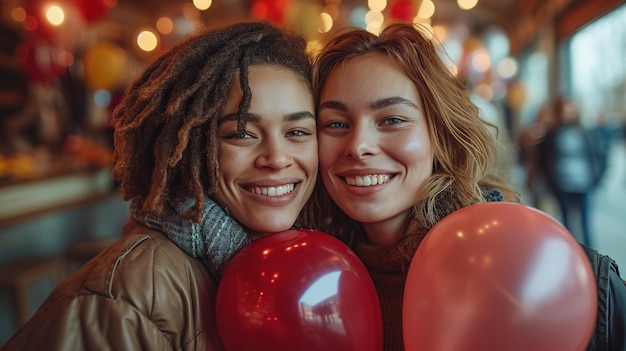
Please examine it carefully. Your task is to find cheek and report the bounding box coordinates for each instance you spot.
[404,136,429,155]
[297,144,319,174]
[218,147,246,180]
[396,133,433,171]
[317,136,340,172]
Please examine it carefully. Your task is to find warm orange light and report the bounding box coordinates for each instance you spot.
[11,7,27,22]
[457,0,478,10]
[137,30,158,52]
[45,5,65,26]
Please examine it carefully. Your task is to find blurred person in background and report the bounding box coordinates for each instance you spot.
[517,103,553,209]
[587,109,621,187]
[539,96,600,247]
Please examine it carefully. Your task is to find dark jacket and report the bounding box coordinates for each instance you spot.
[0,224,224,350]
[540,124,600,193]
[584,245,626,350]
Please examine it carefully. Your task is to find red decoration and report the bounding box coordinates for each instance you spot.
[74,0,111,23]
[216,229,382,351]
[403,202,597,351]
[17,40,66,84]
[390,0,416,22]
[23,0,56,41]
[250,0,289,25]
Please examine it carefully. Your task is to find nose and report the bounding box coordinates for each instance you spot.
[255,137,294,169]
[345,125,379,160]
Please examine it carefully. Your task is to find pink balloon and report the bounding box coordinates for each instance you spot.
[403,202,597,351]
[217,229,382,351]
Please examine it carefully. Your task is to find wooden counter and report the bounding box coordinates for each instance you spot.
[0,167,116,229]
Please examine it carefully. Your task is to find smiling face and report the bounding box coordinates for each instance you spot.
[317,53,434,246]
[214,64,317,239]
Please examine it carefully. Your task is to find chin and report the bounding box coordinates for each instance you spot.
[249,218,297,236]
[345,209,387,224]
[264,224,296,234]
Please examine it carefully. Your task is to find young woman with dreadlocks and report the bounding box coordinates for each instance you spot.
[1,21,317,350]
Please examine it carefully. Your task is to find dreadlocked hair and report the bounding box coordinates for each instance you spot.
[112,20,312,222]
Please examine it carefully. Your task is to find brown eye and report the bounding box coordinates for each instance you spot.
[225,130,253,139]
[286,129,312,137]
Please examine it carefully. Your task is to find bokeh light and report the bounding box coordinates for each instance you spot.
[318,12,333,33]
[45,5,65,26]
[497,57,519,79]
[368,0,387,12]
[192,0,212,11]
[11,7,27,22]
[417,0,435,19]
[137,30,158,52]
[156,17,174,34]
[458,0,479,10]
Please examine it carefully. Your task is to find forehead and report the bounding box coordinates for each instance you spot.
[320,53,421,109]
[229,64,307,92]
[222,64,314,119]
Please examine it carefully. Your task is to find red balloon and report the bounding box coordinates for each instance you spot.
[74,0,111,23]
[217,229,382,351]
[403,202,597,351]
[390,0,416,22]
[250,0,288,25]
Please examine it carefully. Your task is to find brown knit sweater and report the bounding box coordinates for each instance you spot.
[352,218,426,351]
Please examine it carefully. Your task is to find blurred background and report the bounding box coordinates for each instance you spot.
[0,0,625,344]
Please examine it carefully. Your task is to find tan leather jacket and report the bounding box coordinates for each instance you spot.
[1,224,224,351]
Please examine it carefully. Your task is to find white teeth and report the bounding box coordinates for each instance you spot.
[251,184,295,196]
[345,174,391,187]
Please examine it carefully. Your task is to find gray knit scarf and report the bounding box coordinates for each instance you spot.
[130,189,505,278]
[130,197,252,278]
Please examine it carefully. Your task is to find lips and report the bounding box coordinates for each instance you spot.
[248,183,296,196]
[344,174,392,186]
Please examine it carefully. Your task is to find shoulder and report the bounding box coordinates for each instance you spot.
[79,232,217,308]
[4,232,222,350]
[580,245,626,350]
[43,231,217,315]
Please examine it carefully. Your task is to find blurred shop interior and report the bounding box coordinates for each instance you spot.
[1,0,626,344]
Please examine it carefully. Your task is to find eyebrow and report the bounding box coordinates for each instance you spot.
[318,100,348,112]
[319,96,420,112]
[217,111,315,125]
[370,96,419,110]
